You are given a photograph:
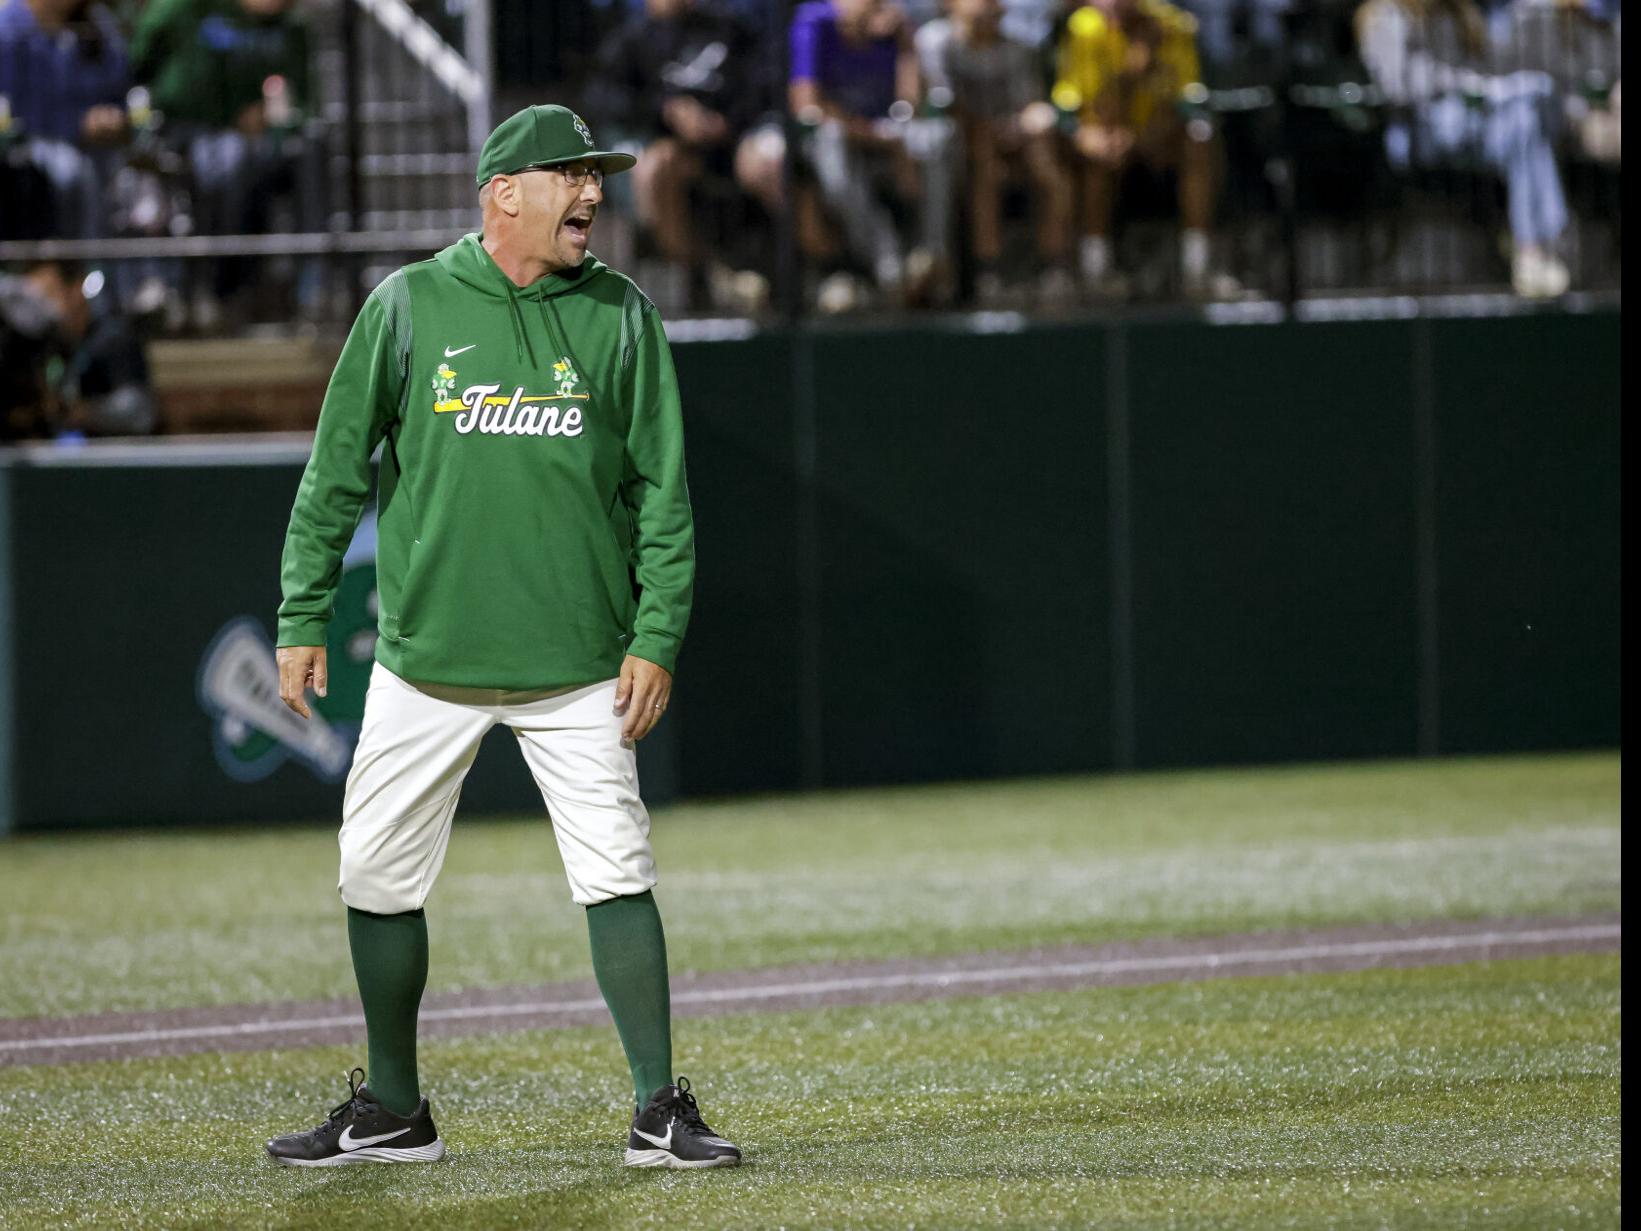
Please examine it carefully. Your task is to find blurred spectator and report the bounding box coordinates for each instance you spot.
[790,0,959,308]
[729,118,852,293]
[129,0,323,322]
[0,264,57,437]
[130,0,309,134]
[1281,0,1371,82]
[29,259,154,432]
[999,0,1070,50]
[1502,0,1620,164]
[1054,0,1229,297]
[0,0,130,240]
[0,260,153,438]
[916,0,1075,304]
[1356,0,1572,296]
[0,113,59,241]
[1474,0,1517,43]
[587,0,772,312]
[1177,0,1290,81]
[593,0,775,19]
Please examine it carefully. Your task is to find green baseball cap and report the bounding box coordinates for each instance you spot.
[475,104,637,186]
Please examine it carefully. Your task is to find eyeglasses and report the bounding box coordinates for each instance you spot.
[515,162,605,188]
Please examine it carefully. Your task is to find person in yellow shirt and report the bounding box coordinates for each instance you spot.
[1053,0,1222,296]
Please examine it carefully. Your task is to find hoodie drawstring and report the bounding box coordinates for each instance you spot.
[506,288,532,365]
[450,236,601,388]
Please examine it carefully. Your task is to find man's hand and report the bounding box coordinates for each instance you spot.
[1075,123,1134,164]
[277,645,327,720]
[80,105,126,144]
[613,655,673,743]
[236,100,268,136]
[663,95,728,146]
[1018,100,1058,137]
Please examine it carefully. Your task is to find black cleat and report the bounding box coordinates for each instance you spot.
[624,1075,742,1169]
[266,1067,445,1166]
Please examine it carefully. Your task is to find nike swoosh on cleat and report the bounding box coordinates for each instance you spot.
[631,1125,673,1150]
[444,344,477,357]
[338,1125,413,1151]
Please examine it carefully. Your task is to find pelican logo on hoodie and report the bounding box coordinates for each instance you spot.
[430,356,589,437]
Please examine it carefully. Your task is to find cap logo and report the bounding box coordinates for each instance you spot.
[573,113,594,148]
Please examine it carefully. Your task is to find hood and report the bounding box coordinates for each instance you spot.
[434,234,607,374]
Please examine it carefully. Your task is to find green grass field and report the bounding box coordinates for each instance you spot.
[0,753,1622,1229]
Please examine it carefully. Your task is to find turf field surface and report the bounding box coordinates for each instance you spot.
[0,752,1621,1229]
[0,914,1618,1066]
[0,752,1619,1018]
[0,955,1619,1230]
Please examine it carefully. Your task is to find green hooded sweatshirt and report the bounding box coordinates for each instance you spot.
[277,235,694,690]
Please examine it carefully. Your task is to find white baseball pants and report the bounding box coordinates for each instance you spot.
[338,663,656,913]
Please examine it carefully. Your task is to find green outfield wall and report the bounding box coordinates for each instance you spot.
[0,305,1620,830]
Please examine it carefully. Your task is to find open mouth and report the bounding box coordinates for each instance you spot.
[563,213,594,243]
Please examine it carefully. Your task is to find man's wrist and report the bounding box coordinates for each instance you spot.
[625,634,681,676]
[276,617,329,648]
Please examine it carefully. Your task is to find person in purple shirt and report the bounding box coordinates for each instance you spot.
[0,0,129,239]
[792,0,904,118]
[789,0,957,308]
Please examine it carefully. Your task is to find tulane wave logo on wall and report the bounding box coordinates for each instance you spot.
[196,510,380,783]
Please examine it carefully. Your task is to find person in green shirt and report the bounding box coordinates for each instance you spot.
[263,105,740,1171]
[129,0,319,313]
[129,0,309,131]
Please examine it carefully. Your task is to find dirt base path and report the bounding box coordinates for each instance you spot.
[0,914,1618,1068]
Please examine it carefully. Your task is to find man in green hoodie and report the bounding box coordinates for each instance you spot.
[263,105,740,1171]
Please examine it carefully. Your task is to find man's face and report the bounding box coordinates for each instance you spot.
[645,0,691,18]
[510,161,604,271]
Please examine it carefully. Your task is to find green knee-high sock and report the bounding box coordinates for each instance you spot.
[586,891,673,1106]
[347,906,427,1117]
